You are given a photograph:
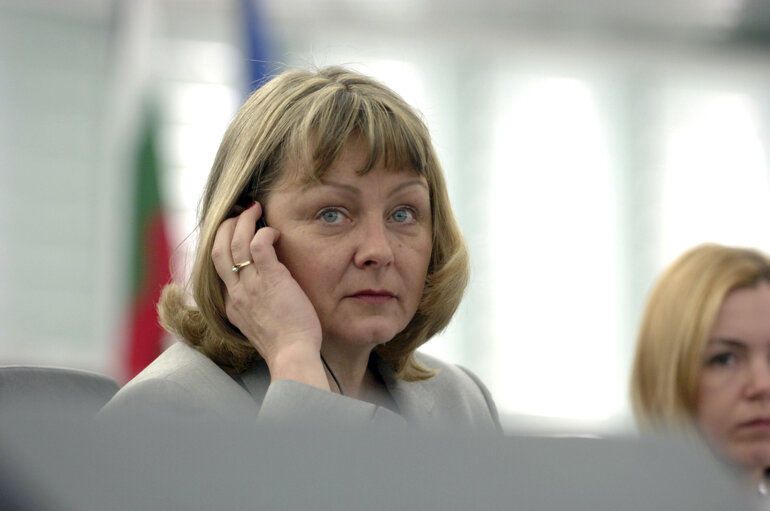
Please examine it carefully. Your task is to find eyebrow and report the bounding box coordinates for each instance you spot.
[302,178,429,197]
[706,338,746,349]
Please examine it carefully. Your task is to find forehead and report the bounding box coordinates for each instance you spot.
[717,283,770,319]
[710,282,770,338]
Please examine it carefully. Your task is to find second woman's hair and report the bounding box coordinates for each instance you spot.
[630,243,770,430]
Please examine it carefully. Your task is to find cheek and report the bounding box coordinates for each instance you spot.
[402,244,431,282]
[405,251,431,309]
[407,235,432,269]
[696,378,737,435]
[276,241,344,301]
[275,240,313,279]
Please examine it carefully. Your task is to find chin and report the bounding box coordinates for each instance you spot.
[356,328,401,346]
[330,320,406,348]
[732,445,770,470]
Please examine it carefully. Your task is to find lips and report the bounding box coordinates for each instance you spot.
[740,418,770,427]
[736,418,770,435]
[349,289,396,304]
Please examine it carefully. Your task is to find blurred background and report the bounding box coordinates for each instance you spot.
[1,0,769,435]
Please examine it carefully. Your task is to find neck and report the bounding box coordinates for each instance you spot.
[319,343,375,400]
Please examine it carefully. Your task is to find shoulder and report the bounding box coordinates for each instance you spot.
[100,343,257,420]
[118,342,231,390]
[398,352,502,433]
[412,352,490,400]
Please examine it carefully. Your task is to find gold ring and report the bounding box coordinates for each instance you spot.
[231,260,253,273]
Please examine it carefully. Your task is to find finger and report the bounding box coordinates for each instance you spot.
[249,226,282,274]
[230,202,263,266]
[212,217,239,288]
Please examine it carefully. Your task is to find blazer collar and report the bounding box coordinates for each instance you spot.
[238,353,438,427]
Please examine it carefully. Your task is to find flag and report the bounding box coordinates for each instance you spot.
[241,0,272,93]
[124,104,172,380]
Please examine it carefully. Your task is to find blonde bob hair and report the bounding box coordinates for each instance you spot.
[159,66,469,380]
[630,243,770,431]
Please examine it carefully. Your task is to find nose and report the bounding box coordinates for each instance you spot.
[353,216,394,269]
[745,359,770,401]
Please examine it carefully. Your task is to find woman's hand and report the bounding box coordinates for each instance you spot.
[211,202,329,391]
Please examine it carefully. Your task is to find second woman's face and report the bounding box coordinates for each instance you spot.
[263,138,433,352]
[696,281,770,471]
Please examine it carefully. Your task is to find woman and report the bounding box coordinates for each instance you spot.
[630,243,770,494]
[102,66,500,432]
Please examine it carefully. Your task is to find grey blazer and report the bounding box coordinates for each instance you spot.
[101,342,501,433]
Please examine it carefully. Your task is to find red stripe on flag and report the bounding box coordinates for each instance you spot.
[126,212,171,380]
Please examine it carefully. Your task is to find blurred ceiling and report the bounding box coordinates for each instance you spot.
[3,0,770,52]
[261,0,770,46]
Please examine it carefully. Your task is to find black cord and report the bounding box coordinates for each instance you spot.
[320,353,344,396]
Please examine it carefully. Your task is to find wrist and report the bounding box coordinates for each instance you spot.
[266,343,329,392]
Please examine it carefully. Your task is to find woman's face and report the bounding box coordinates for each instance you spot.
[696,281,770,470]
[263,137,432,353]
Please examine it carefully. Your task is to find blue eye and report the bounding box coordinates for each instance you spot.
[391,207,415,223]
[320,208,344,224]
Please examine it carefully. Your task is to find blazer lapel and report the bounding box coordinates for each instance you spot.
[375,355,437,427]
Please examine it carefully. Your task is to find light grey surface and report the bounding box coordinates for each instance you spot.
[0,408,754,511]
[0,366,120,416]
